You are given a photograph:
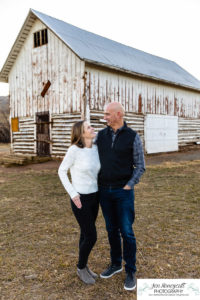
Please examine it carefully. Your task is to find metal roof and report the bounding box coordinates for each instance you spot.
[1,8,200,92]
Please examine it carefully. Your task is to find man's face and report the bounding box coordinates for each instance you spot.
[104,106,118,127]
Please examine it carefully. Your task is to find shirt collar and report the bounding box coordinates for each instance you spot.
[108,121,127,134]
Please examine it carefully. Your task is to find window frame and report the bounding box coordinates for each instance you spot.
[33,29,48,48]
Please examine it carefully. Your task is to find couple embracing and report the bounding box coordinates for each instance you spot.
[58,102,145,291]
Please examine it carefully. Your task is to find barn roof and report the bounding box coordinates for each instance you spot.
[1,8,200,92]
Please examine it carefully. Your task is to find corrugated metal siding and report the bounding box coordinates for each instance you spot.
[12,117,35,155]
[9,19,85,118]
[178,117,200,146]
[86,66,200,118]
[51,113,81,156]
[90,110,144,145]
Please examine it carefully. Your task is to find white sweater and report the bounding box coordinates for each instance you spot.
[58,144,100,199]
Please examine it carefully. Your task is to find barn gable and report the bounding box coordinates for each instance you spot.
[8,18,85,118]
[0,9,200,157]
[31,9,200,91]
[1,8,200,92]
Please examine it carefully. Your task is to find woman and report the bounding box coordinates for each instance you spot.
[58,120,100,285]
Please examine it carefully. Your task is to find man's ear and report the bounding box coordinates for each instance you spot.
[117,111,122,118]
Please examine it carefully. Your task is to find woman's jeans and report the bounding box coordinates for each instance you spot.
[99,187,136,273]
[71,192,99,269]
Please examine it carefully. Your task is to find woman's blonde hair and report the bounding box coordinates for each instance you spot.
[71,120,85,148]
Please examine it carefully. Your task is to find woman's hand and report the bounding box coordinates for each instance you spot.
[72,195,82,209]
[123,185,132,190]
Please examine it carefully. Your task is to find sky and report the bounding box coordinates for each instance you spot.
[0,0,200,96]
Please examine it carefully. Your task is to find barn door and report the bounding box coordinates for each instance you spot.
[36,112,50,156]
[144,114,178,154]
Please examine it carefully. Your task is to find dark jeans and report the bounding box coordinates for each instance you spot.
[99,187,136,273]
[71,192,99,269]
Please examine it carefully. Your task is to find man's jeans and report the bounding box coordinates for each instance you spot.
[99,187,136,273]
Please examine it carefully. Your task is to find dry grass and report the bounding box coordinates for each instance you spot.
[0,160,200,300]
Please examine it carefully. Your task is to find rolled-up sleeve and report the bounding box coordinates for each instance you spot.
[127,133,145,188]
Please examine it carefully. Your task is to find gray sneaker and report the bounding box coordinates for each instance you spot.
[77,267,95,284]
[86,265,98,279]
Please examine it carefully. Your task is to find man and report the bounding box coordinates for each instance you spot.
[96,102,145,291]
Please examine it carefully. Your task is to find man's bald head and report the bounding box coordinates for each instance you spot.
[104,102,125,130]
[105,102,125,116]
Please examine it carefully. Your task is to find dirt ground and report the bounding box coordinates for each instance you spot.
[1,143,200,172]
[0,144,200,300]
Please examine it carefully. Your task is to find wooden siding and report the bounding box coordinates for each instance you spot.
[12,112,200,156]
[12,117,35,155]
[8,18,200,156]
[178,117,200,146]
[9,19,85,118]
[90,110,144,145]
[86,66,200,118]
[51,113,81,156]
[11,113,82,156]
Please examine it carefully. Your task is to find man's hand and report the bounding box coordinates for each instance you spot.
[123,185,132,190]
[72,195,82,209]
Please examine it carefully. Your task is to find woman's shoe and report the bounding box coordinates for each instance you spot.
[77,267,95,284]
[86,265,98,279]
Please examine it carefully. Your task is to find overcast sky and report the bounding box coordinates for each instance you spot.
[0,0,200,96]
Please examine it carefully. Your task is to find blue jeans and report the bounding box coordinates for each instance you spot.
[99,187,136,273]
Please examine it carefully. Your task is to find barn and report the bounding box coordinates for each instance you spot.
[0,8,200,157]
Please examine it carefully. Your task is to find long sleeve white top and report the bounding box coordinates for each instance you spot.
[58,144,100,199]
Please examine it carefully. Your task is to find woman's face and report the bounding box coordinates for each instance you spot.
[82,121,96,139]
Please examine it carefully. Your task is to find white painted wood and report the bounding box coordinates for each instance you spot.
[7,17,200,156]
[178,117,200,146]
[90,109,145,146]
[51,113,81,156]
[9,19,85,118]
[144,114,178,153]
[85,66,200,118]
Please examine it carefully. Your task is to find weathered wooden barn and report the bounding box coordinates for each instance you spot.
[0,9,200,156]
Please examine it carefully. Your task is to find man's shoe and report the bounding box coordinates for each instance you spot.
[77,267,95,284]
[100,265,123,278]
[86,265,98,279]
[124,272,136,291]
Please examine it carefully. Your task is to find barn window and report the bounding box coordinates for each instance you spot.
[33,29,48,47]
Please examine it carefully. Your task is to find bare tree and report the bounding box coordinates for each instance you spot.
[0,110,10,143]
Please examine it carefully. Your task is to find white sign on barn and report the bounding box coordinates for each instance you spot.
[144,114,178,154]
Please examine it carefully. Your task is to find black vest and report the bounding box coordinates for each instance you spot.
[96,123,136,188]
